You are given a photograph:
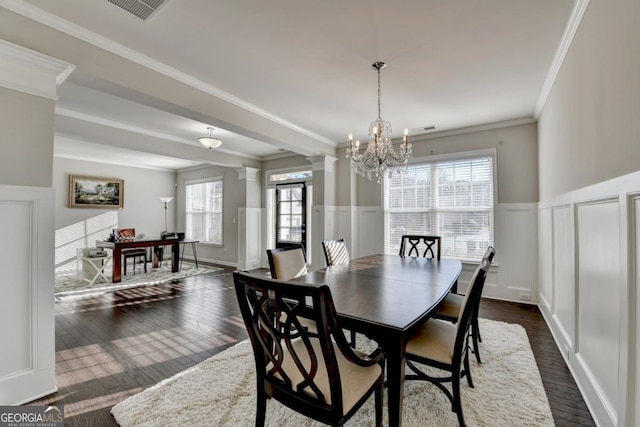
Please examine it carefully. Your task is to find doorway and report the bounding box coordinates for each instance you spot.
[275,182,306,249]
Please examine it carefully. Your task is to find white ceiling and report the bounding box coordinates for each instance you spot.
[2,0,579,171]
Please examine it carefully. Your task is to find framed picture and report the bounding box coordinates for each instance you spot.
[69,175,124,209]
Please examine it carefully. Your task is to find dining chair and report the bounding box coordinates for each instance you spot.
[398,234,441,260]
[123,248,147,275]
[113,228,149,274]
[432,246,496,363]
[266,244,308,281]
[321,238,350,267]
[234,271,385,427]
[321,238,358,346]
[404,258,491,427]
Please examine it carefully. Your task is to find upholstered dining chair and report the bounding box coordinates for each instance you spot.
[399,235,441,260]
[432,246,496,363]
[404,258,491,427]
[266,244,308,281]
[234,271,385,427]
[322,238,350,267]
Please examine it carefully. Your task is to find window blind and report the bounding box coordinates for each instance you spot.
[185,178,223,244]
[384,154,494,261]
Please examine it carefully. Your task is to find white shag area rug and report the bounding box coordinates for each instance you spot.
[111,319,554,427]
[55,263,222,301]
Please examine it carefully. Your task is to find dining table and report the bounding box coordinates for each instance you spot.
[290,254,462,427]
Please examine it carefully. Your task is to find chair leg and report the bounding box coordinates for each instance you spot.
[255,390,267,427]
[374,380,383,427]
[350,330,357,348]
[452,369,466,427]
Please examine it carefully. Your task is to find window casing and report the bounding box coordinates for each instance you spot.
[384,151,495,261]
[185,178,223,245]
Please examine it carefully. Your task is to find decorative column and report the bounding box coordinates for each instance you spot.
[236,167,262,270]
[306,155,338,269]
[0,40,74,405]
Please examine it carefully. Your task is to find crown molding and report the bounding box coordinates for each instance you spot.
[1,0,336,147]
[336,117,537,148]
[0,39,75,100]
[534,0,590,117]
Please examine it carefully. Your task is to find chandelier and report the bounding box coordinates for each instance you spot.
[347,62,412,183]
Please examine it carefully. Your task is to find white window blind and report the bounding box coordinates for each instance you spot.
[384,154,494,261]
[185,178,223,244]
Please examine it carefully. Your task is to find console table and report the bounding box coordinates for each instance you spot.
[96,238,180,283]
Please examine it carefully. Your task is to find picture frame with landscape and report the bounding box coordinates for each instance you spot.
[69,175,124,208]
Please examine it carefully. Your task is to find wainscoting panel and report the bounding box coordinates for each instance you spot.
[485,203,537,302]
[310,206,325,270]
[237,208,262,271]
[538,206,553,312]
[552,205,575,347]
[353,207,383,258]
[538,169,640,427]
[0,185,56,405]
[576,200,621,421]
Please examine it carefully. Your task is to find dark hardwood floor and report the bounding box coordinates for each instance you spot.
[31,265,595,426]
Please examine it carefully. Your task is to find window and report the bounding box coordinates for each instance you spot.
[384,152,494,261]
[185,178,223,244]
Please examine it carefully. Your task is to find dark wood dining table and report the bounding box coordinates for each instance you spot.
[290,254,462,427]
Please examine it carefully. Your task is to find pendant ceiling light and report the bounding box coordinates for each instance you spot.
[346,62,412,183]
[198,127,222,149]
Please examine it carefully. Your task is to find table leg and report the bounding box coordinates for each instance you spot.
[171,242,179,272]
[113,248,122,283]
[192,242,199,268]
[383,336,407,427]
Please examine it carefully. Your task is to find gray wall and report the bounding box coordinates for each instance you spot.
[0,88,55,187]
[53,157,177,236]
[343,122,539,206]
[538,0,640,201]
[176,165,244,265]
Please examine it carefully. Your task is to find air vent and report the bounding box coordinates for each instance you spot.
[107,0,169,21]
[409,126,436,135]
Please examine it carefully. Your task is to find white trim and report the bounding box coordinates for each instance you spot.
[184,176,223,185]
[534,0,590,117]
[235,167,260,181]
[0,39,75,99]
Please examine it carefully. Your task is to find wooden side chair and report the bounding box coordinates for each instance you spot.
[123,249,147,275]
[321,238,350,267]
[432,246,496,363]
[234,271,385,427]
[404,258,491,427]
[399,235,441,260]
[266,244,308,281]
[114,228,148,275]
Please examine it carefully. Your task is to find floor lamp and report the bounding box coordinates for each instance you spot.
[157,197,174,267]
[160,197,174,232]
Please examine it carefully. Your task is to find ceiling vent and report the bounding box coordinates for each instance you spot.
[107,0,169,21]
